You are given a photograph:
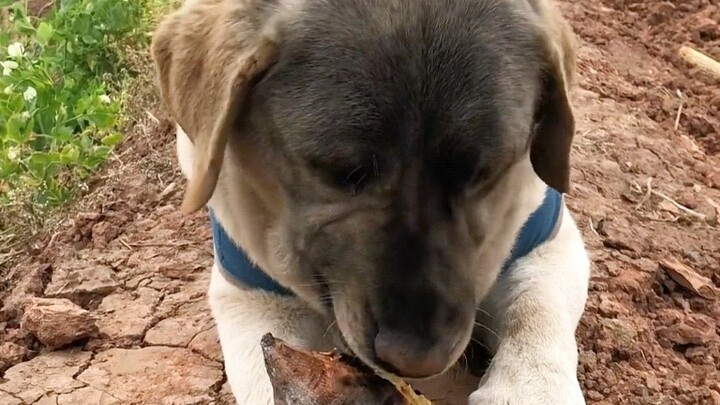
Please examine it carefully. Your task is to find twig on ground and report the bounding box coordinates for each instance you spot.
[635,178,653,210]
[145,110,161,125]
[679,46,720,78]
[588,217,600,238]
[634,179,707,222]
[674,103,683,130]
[652,189,706,221]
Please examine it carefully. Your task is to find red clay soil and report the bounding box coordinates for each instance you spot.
[1,0,719,404]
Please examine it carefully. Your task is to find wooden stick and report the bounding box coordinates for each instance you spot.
[679,46,720,78]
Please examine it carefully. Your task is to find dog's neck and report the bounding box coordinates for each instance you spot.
[210,187,564,296]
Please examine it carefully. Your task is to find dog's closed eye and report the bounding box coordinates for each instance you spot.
[310,155,383,195]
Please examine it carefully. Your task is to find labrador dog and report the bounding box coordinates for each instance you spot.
[150,0,590,403]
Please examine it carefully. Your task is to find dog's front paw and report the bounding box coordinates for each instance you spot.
[468,380,584,405]
[467,350,585,405]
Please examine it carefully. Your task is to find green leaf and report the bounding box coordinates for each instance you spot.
[13,17,35,35]
[50,126,74,143]
[60,144,79,163]
[5,114,27,143]
[100,133,122,146]
[80,134,92,150]
[0,0,20,7]
[36,22,55,46]
[0,30,10,47]
[28,152,53,176]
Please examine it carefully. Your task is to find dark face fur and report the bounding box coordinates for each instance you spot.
[233,0,563,379]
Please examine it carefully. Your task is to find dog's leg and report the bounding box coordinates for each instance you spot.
[469,207,590,405]
[208,263,333,405]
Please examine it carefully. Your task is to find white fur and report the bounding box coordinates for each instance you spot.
[469,206,590,404]
[177,126,590,404]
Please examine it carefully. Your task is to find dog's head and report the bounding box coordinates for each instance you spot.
[152,0,576,379]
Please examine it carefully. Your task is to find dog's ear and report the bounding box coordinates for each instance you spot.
[151,0,280,213]
[528,0,577,193]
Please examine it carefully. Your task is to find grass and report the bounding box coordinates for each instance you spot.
[0,0,176,241]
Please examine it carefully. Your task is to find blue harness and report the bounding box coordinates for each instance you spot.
[210,187,563,296]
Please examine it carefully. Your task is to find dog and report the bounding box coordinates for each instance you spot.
[150,0,590,403]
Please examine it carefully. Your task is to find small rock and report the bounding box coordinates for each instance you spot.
[598,295,628,317]
[677,190,700,209]
[684,346,710,364]
[0,342,28,372]
[708,171,720,190]
[610,271,651,296]
[33,395,60,405]
[0,264,52,319]
[645,376,662,392]
[599,159,622,174]
[91,221,122,247]
[217,382,236,404]
[656,314,716,347]
[601,318,637,346]
[44,261,120,305]
[56,386,122,405]
[76,347,223,403]
[598,219,645,253]
[95,288,161,343]
[145,311,211,347]
[157,263,196,281]
[710,390,720,405]
[21,298,97,349]
[660,257,718,299]
[0,391,24,405]
[188,326,223,362]
[0,351,91,403]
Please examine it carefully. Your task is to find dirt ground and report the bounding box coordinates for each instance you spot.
[1,0,719,404]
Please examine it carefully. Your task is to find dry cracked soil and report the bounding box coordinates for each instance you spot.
[1,0,720,404]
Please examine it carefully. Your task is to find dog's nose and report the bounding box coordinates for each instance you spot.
[373,329,449,378]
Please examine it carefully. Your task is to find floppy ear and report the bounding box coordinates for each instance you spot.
[528,0,577,193]
[151,0,280,213]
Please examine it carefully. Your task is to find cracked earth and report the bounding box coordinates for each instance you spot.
[1,0,720,404]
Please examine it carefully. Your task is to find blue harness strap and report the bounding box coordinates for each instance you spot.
[500,187,564,274]
[210,187,563,295]
[209,212,292,296]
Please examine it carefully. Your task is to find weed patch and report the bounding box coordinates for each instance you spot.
[0,0,164,234]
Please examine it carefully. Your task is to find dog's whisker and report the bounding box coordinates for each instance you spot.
[343,165,364,184]
[296,279,344,288]
[475,307,495,320]
[459,352,470,377]
[322,320,338,338]
[473,322,499,340]
[354,173,367,187]
[471,336,491,351]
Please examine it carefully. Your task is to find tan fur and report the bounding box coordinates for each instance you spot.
[151,0,281,213]
[524,0,577,194]
[528,0,577,87]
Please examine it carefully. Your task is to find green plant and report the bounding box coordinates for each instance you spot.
[0,0,150,211]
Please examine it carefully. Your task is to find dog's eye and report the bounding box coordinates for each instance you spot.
[310,155,380,195]
[340,165,369,194]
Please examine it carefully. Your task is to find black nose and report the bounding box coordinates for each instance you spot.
[373,329,453,378]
